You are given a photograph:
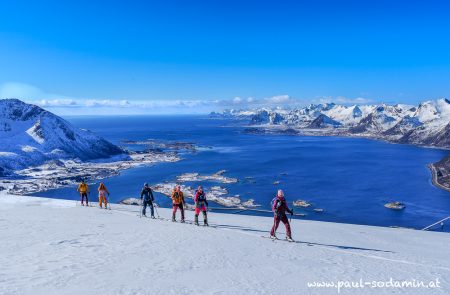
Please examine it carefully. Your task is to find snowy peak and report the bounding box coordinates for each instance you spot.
[0,98,46,122]
[308,114,341,128]
[250,109,284,125]
[414,98,450,123]
[214,99,450,148]
[384,115,423,136]
[0,99,125,174]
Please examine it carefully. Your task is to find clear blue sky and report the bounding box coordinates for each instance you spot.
[1,0,450,113]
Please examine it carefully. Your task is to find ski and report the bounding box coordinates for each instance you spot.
[261,236,296,243]
[261,235,278,241]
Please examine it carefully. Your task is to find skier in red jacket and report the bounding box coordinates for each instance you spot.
[270,189,294,241]
[194,186,209,226]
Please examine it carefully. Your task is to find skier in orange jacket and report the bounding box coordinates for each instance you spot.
[171,185,185,222]
[98,183,110,209]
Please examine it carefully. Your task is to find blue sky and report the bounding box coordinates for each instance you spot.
[1,0,450,114]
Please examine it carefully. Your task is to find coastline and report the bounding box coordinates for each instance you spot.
[0,151,180,195]
[242,124,450,150]
[243,124,450,193]
[429,163,450,193]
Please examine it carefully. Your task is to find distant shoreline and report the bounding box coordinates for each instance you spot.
[242,124,450,151]
[242,125,450,194]
[0,151,180,195]
[429,163,450,193]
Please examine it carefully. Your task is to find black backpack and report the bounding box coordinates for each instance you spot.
[197,191,206,203]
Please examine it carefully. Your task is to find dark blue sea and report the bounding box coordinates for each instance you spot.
[34,115,450,230]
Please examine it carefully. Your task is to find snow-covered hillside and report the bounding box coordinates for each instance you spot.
[0,99,125,175]
[212,99,450,148]
[1,193,449,295]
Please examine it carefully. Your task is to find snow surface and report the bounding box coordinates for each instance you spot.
[1,193,449,295]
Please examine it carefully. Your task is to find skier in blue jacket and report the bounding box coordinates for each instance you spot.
[141,183,155,218]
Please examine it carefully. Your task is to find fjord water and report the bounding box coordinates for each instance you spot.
[34,116,450,230]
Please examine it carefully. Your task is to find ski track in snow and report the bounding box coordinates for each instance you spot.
[1,193,449,295]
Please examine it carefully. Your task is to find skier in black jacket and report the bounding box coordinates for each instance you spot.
[141,183,155,218]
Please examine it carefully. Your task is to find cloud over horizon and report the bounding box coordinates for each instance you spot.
[0,82,376,115]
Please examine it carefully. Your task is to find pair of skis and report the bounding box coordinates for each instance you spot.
[139,199,159,219]
[261,236,295,243]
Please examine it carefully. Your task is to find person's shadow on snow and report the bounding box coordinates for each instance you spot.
[211,223,394,253]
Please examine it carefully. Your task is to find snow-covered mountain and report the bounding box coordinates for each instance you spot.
[209,109,257,119]
[212,99,450,148]
[0,99,125,175]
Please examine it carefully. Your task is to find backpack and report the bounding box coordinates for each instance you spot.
[143,187,153,201]
[79,183,87,192]
[271,197,279,212]
[197,191,206,203]
[173,191,182,203]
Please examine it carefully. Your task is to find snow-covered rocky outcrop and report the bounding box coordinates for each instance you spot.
[212,98,450,148]
[0,99,125,175]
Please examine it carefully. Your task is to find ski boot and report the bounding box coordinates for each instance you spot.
[203,212,209,226]
[194,215,199,226]
[172,213,176,222]
[286,236,294,242]
[270,234,278,240]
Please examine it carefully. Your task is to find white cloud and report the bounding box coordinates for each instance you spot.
[265,95,291,103]
[39,99,78,107]
[313,96,373,105]
[0,81,376,115]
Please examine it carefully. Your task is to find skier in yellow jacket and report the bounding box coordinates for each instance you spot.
[171,185,185,223]
[77,179,90,206]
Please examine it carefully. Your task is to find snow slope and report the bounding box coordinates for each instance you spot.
[1,193,449,295]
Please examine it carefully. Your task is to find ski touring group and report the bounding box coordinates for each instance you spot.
[77,180,294,241]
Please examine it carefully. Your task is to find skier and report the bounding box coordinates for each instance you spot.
[171,185,185,222]
[77,179,90,206]
[194,186,208,226]
[140,183,155,218]
[97,183,110,209]
[270,189,294,241]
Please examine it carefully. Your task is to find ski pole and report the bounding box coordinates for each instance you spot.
[139,198,143,218]
[154,202,160,218]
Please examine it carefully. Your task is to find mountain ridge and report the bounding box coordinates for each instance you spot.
[0,98,125,176]
[212,98,450,149]
[212,99,450,193]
